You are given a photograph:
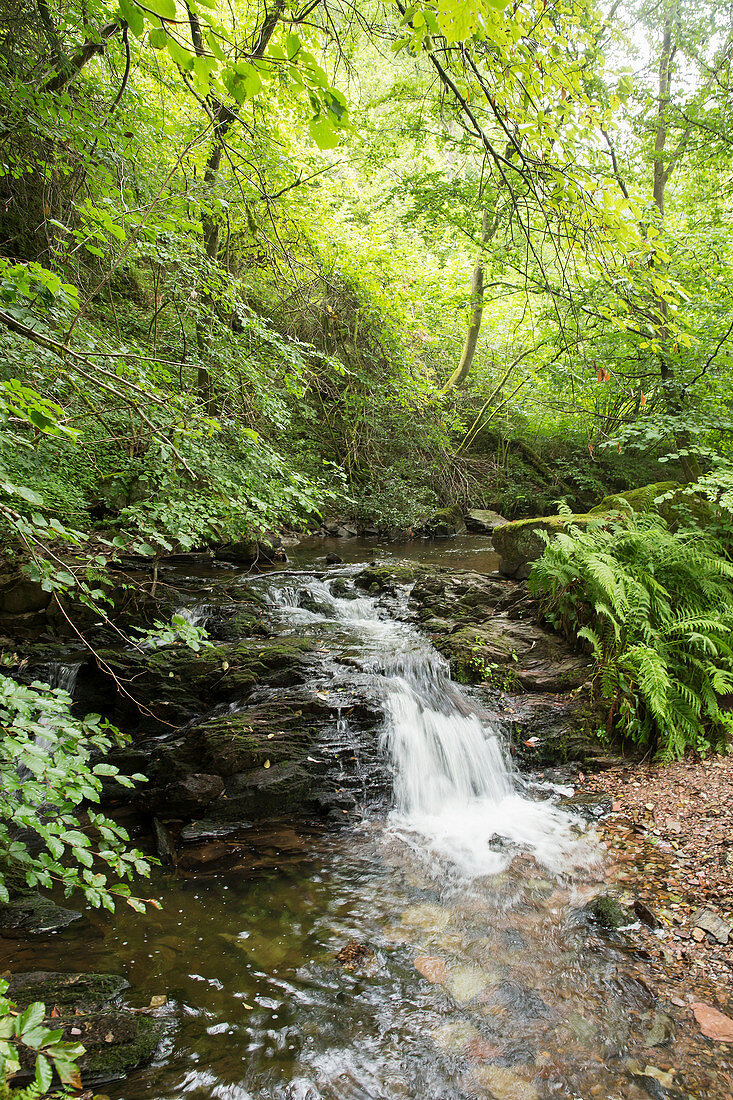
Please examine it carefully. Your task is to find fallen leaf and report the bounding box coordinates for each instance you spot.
[692,1002,733,1042]
[149,994,167,1008]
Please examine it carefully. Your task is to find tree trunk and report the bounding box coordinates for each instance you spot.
[651,6,701,481]
[187,0,285,413]
[442,204,498,392]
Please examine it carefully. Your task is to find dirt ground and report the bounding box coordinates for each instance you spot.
[574,754,733,1098]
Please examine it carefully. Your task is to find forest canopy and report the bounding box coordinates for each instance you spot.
[1,0,733,778]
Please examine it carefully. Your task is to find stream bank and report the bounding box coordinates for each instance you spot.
[2,536,732,1098]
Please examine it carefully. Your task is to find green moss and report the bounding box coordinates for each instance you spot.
[585,895,633,930]
[589,481,681,516]
[82,1012,161,1081]
[492,514,600,577]
[423,505,465,536]
[8,972,129,1011]
[195,710,314,774]
[97,635,317,722]
[355,564,430,591]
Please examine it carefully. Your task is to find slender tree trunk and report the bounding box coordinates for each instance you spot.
[651,6,700,481]
[443,204,501,392]
[187,0,285,412]
[653,17,673,219]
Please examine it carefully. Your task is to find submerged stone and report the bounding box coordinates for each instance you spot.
[400,903,451,931]
[432,1018,481,1053]
[446,965,495,1004]
[645,1011,676,1047]
[468,1064,540,1100]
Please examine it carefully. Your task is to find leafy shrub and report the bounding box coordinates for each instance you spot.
[529,513,733,759]
[0,979,84,1096]
[0,676,155,911]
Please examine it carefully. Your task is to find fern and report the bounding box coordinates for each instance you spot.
[529,513,733,758]
[577,625,602,659]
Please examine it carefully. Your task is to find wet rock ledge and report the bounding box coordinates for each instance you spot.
[8,971,163,1087]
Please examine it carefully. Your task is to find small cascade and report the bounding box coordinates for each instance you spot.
[265,571,592,877]
[45,660,82,697]
[177,603,215,629]
[382,653,513,814]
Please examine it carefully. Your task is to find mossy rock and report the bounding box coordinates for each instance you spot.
[93,636,318,730]
[0,892,81,937]
[410,571,509,619]
[558,790,613,820]
[589,481,681,518]
[492,514,600,579]
[584,895,634,930]
[9,971,161,1087]
[464,508,508,534]
[423,505,466,537]
[80,1010,160,1083]
[355,563,431,593]
[500,689,609,768]
[188,707,317,775]
[8,971,129,1011]
[434,619,590,693]
[211,761,317,820]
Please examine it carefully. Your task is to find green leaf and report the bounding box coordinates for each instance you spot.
[144,0,177,18]
[309,117,339,150]
[286,33,301,60]
[53,1054,83,1088]
[118,0,145,37]
[18,1002,45,1035]
[167,35,195,72]
[234,61,262,97]
[12,484,43,504]
[148,26,167,48]
[35,1052,53,1092]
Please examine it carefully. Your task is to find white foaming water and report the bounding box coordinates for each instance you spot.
[267,573,593,878]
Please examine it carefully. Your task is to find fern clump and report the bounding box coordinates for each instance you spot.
[529,512,733,759]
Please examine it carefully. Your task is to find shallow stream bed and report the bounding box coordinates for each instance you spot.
[4,539,719,1098]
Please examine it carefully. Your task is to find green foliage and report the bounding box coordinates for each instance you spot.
[0,675,156,911]
[0,978,83,1096]
[529,515,733,759]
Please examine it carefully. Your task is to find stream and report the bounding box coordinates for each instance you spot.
[6,542,675,1100]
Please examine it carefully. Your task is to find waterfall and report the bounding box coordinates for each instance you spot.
[266,571,591,878]
[46,660,82,696]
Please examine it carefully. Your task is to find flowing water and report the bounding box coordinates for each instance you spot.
[7,555,673,1100]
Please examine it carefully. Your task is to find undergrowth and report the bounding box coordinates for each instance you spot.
[529,512,733,759]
